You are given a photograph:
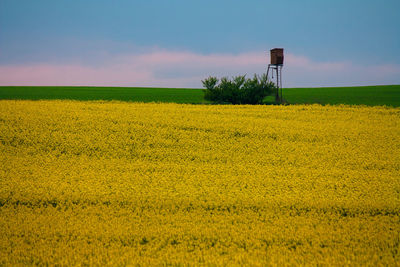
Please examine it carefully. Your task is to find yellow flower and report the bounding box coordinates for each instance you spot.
[0,100,399,265]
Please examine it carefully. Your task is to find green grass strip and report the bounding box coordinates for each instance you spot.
[1,85,399,107]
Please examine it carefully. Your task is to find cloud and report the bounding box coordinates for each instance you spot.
[283,54,400,87]
[1,49,399,88]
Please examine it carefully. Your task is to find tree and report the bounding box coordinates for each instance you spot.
[202,74,275,104]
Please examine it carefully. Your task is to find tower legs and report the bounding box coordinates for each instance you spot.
[267,64,283,103]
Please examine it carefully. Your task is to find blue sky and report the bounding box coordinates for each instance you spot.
[1,0,399,87]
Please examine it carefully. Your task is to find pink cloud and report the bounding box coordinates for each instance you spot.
[1,49,399,88]
[0,64,153,87]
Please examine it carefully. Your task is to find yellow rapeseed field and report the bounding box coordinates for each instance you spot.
[0,100,399,265]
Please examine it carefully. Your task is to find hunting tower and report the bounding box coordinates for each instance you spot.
[267,48,284,103]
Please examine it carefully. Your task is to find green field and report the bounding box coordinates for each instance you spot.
[0,86,205,104]
[282,85,400,107]
[0,85,399,106]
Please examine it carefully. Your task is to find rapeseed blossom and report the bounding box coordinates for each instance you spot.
[0,100,399,265]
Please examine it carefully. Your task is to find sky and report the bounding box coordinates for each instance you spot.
[0,0,399,88]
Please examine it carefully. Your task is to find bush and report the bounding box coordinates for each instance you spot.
[202,74,275,104]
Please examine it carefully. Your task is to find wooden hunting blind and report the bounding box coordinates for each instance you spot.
[267,48,284,103]
[270,48,284,65]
